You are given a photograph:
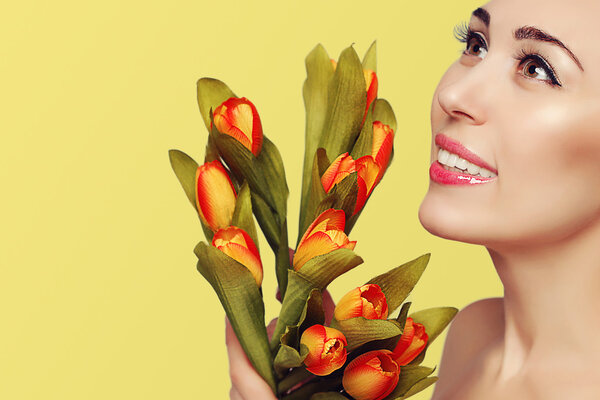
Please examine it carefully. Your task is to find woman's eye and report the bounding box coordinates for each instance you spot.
[464,36,487,59]
[521,58,551,81]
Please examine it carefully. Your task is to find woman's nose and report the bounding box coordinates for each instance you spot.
[436,61,495,126]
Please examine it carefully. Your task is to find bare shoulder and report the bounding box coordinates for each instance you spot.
[436,298,504,377]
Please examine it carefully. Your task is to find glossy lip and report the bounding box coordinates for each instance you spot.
[430,161,495,185]
[435,133,498,175]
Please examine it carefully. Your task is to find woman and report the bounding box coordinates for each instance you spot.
[228,0,600,398]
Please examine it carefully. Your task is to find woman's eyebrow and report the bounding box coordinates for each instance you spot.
[514,26,584,71]
[470,7,584,72]
[471,7,490,27]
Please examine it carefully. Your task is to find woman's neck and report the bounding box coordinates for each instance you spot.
[487,225,600,381]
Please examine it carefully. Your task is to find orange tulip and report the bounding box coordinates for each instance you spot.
[330,59,378,122]
[371,121,394,183]
[321,152,356,193]
[334,284,388,321]
[320,154,380,216]
[392,317,428,366]
[354,156,380,215]
[212,97,263,156]
[195,160,237,232]
[293,209,356,271]
[212,226,263,286]
[342,350,400,400]
[300,324,348,376]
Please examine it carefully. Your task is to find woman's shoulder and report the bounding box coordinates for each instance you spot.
[435,298,504,377]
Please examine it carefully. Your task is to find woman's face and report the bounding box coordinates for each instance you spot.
[419,0,600,249]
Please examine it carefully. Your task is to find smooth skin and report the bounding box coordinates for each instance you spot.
[422,0,600,399]
[228,0,600,398]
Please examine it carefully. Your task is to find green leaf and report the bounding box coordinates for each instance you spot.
[196,78,236,132]
[251,191,281,250]
[362,40,377,72]
[281,376,343,400]
[193,242,275,392]
[299,148,330,244]
[319,46,366,162]
[400,377,438,399]
[410,307,457,346]
[383,366,435,400]
[274,343,306,377]
[280,288,325,350]
[332,317,402,352]
[367,254,431,314]
[350,100,375,160]
[297,247,363,289]
[271,251,359,350]
[396,302,412,330]
[204,135,219,163]
[255,135,289,220]
[372,98,396,132]
[278,368,314,395]
[300,44,334,231]
[311,392,348,400]
[271,271,317,350]
[407,307,458,365]
[168,149,214,241]
[275,220,291,298]
[231,182,259,251]
[168,149,199,210]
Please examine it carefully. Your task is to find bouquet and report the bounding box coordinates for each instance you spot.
[169,42,457,400]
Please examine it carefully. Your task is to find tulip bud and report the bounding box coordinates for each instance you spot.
[212,226,263,286]
[293,209,356,271]
[342,350,400,400]
[371,121,394,183]
[354,156,380,215]
[334,284,388,321]
[195,160,237,232]
[300,324,348,376]
[321,152,356,193]
[392,317,428,366]
[212,97,263,156]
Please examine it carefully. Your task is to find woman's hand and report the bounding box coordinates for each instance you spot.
[226,287,336,399]
[226,316,278,400]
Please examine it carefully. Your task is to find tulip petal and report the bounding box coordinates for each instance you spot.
[393,317,416,358]
[298,209,346,248]
[334,287,363,321]
[343,350,399,400]
[213,227,263,286]
[217,242,263,286]
[195,161,237,231]
[360,284,389,320]
[293,231,338,271]
[321,153,355,193]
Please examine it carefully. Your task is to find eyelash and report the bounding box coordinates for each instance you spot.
[453,21,562,87]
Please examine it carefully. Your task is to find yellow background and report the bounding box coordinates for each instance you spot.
[1,0,501,398]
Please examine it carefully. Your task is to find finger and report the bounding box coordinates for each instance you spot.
[230,385,244,400]
[225,316,277,399]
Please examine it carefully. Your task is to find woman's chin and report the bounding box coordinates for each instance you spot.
[418,193,486,245]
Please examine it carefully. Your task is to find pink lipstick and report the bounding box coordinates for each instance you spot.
[430,133,497,186]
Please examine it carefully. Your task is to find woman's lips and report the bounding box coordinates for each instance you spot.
[435,133,498,174]
[430,133,497,186]
[430,161,496,185]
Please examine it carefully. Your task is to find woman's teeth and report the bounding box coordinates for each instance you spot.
[437,148,497,178]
